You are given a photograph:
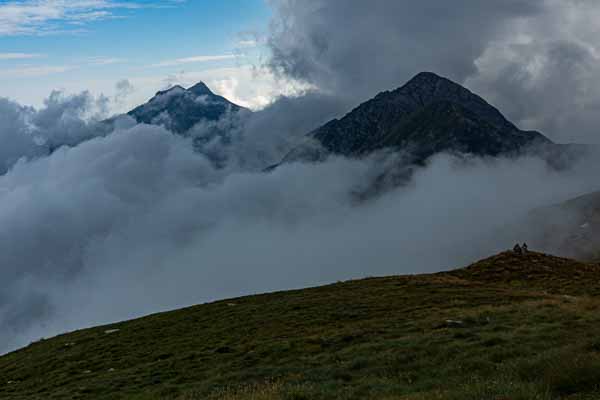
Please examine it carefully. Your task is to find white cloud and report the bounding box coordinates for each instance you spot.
[237,39,258,48]
[0,52,43,60]
[0,0,180,36]
[0,65,73,78]
[86,56,125,65]
[0,56,123,82]
[150,54,239,68]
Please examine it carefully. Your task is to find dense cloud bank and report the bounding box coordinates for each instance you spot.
[0,91,112,174]
[188,91,352,171]
[0,88,351,353]
[267,0,541,99]
[267,0,600,143]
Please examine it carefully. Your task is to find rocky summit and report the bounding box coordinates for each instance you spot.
[280,72,552,166]
[127,82,246,134]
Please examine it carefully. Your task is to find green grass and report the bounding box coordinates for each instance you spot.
[3,251,600,399]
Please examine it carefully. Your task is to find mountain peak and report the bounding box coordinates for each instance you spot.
[151,82,215,99]
[188,81,214,96]
[397,71,476,98]
[389,71,531,135]
[154,85,186,97]
[394,72,459,95]
[126,81,244,134]
[406,71,446,84]
[275,71,552,172]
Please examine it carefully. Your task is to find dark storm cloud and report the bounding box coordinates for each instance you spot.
[267,0,543,101]
[467,35,600,143]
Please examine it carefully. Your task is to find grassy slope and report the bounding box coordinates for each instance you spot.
[3,252,600,399]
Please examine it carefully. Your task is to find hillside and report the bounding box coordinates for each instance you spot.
[3,251,600,399]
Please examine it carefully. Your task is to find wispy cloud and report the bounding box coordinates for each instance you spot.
[0,1,185,36]
[0,52,43,60]
[86,56,125,65]
[0,64,73,78]
[237,39,258,48]
[150,54,239,68]
[0,55,127,78]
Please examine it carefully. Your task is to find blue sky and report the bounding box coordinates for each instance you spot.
[0,0,279,111]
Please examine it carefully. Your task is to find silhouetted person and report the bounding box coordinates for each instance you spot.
[513,244,522,255]
[522,243,529,253]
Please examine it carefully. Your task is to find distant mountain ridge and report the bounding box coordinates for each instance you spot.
[126,82,246,134]
[278,72,552,166]
[520,190,600,261]
[110,73,589,178]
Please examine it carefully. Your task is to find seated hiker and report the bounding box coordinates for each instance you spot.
[522,243,529,253]
[513,244,522,255]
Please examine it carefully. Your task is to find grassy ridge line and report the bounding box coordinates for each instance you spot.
[2,252,600,399]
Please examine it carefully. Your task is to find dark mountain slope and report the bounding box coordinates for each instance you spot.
[3,251,600,399]
[373,100,539,159]
[317,72,548,156]
[279,72,551,167]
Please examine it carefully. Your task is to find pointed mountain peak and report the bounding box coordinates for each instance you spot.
[188,81,214,96]
[151,82,215,99]
[408,71,446,83]
[400,71,462,92]
[388,71,522,133]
